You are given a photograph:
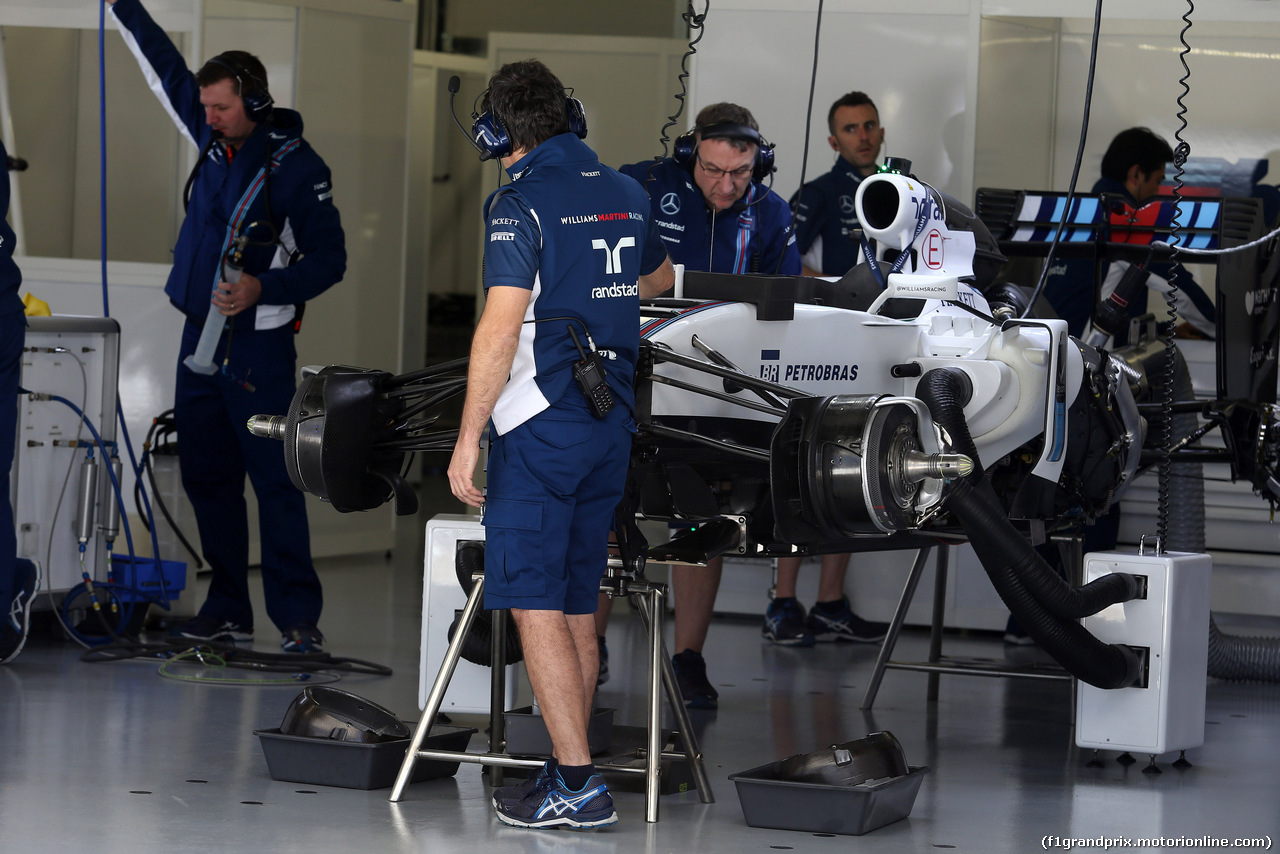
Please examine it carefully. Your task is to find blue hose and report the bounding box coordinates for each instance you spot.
[96,5,171,609]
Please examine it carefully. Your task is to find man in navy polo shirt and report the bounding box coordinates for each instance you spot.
[621,102,799,275]
[612,103,800,709]
[791,91,884,278]
[448,59,672,829]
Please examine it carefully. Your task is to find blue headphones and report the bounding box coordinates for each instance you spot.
[673,122,776,183]
[470,95,588,162]
[203,53,274,123]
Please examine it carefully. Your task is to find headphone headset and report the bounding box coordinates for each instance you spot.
[672,122,776,183]
[203,53,275,123]
[470,94,588,162]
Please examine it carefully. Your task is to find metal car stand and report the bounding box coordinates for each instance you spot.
[389,560,714,823]
[860,542,1074,710]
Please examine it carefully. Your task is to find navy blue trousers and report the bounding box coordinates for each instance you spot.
[0,310,25,609]
[174,320,320,632]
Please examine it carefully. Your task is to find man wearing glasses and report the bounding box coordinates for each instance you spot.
[620,103,800,277]
[608,103,800,710]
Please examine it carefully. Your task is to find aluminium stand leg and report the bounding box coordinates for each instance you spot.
[488,597,508,787]
[926,546,949,702]
[633,587,714,816]
[390,576,488,802]
[644,586,663,823]
[861,548,933,710]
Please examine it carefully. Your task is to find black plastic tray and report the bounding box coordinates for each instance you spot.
[503,706,614,757]
[255,724,476,790]
[729,763,929,835]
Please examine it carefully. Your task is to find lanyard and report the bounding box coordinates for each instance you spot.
[859,192,934,289]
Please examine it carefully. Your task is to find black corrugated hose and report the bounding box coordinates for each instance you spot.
[918,368,1142,689]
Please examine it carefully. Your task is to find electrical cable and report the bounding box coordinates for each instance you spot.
[1154,0,1197,549]
[641,0,710,193]
[774,0,824,274]
[43,394,131,532]
[39,393,177,644]
[96,7,187,617]
[156,648,341,686]
[136,411,204,569]
[1019,0,1105,318]
[34,349,92,645]
[1155,221,1280,257]
[59,579,135,647]
[98,0,108,319]
[81,637,393,678]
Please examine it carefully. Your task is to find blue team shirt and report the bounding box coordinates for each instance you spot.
[0,138,22,319]
[619,158,799,275]
[484,134,666,434]
[789,157,868,276]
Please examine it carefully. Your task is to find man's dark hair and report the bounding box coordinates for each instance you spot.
[694,103,759,153]
[196,51,269,96]
[826,91,878,135]
[483,59,571,154]
[1100,127,1173,183]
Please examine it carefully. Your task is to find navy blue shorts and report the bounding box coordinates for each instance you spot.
[482,399,633,614]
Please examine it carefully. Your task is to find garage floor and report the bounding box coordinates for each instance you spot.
[3,485,1278,853]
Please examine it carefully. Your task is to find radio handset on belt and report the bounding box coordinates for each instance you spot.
[568,324,615,418]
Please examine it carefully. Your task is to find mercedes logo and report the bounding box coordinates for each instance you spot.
[660,192,681,215]
[839,194,856,215]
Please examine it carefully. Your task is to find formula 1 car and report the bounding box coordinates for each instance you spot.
[251,168,1280,688]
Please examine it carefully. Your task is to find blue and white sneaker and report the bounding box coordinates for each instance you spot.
[173,614,254,643]
[494,768,617,830]
[492,759,556,808]
[1,559,40,664]
[806,598,887,643]
[762,598,816,646]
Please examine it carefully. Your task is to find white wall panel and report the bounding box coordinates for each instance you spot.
[692,7,977,203]
[974,16,1058,193]
[488,32,692,173]
[203,1,298,109]
[289,4,415,552]
[1052,17,1280,191]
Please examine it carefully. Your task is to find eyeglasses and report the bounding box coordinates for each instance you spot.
[696,151,753,181]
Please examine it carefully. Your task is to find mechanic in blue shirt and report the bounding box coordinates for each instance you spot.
[448,59,672,830]
[790,90,885,278]
[609,103,801,708]
[0,139,38,665]
[109,0,345,653]
[1043,126,1216,344]
[764,91,890,650]
[620,103,800,275]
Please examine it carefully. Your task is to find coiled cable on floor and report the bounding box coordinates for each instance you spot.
[80,637,392,677]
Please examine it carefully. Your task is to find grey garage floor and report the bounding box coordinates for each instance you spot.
[2,484,1277,853]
